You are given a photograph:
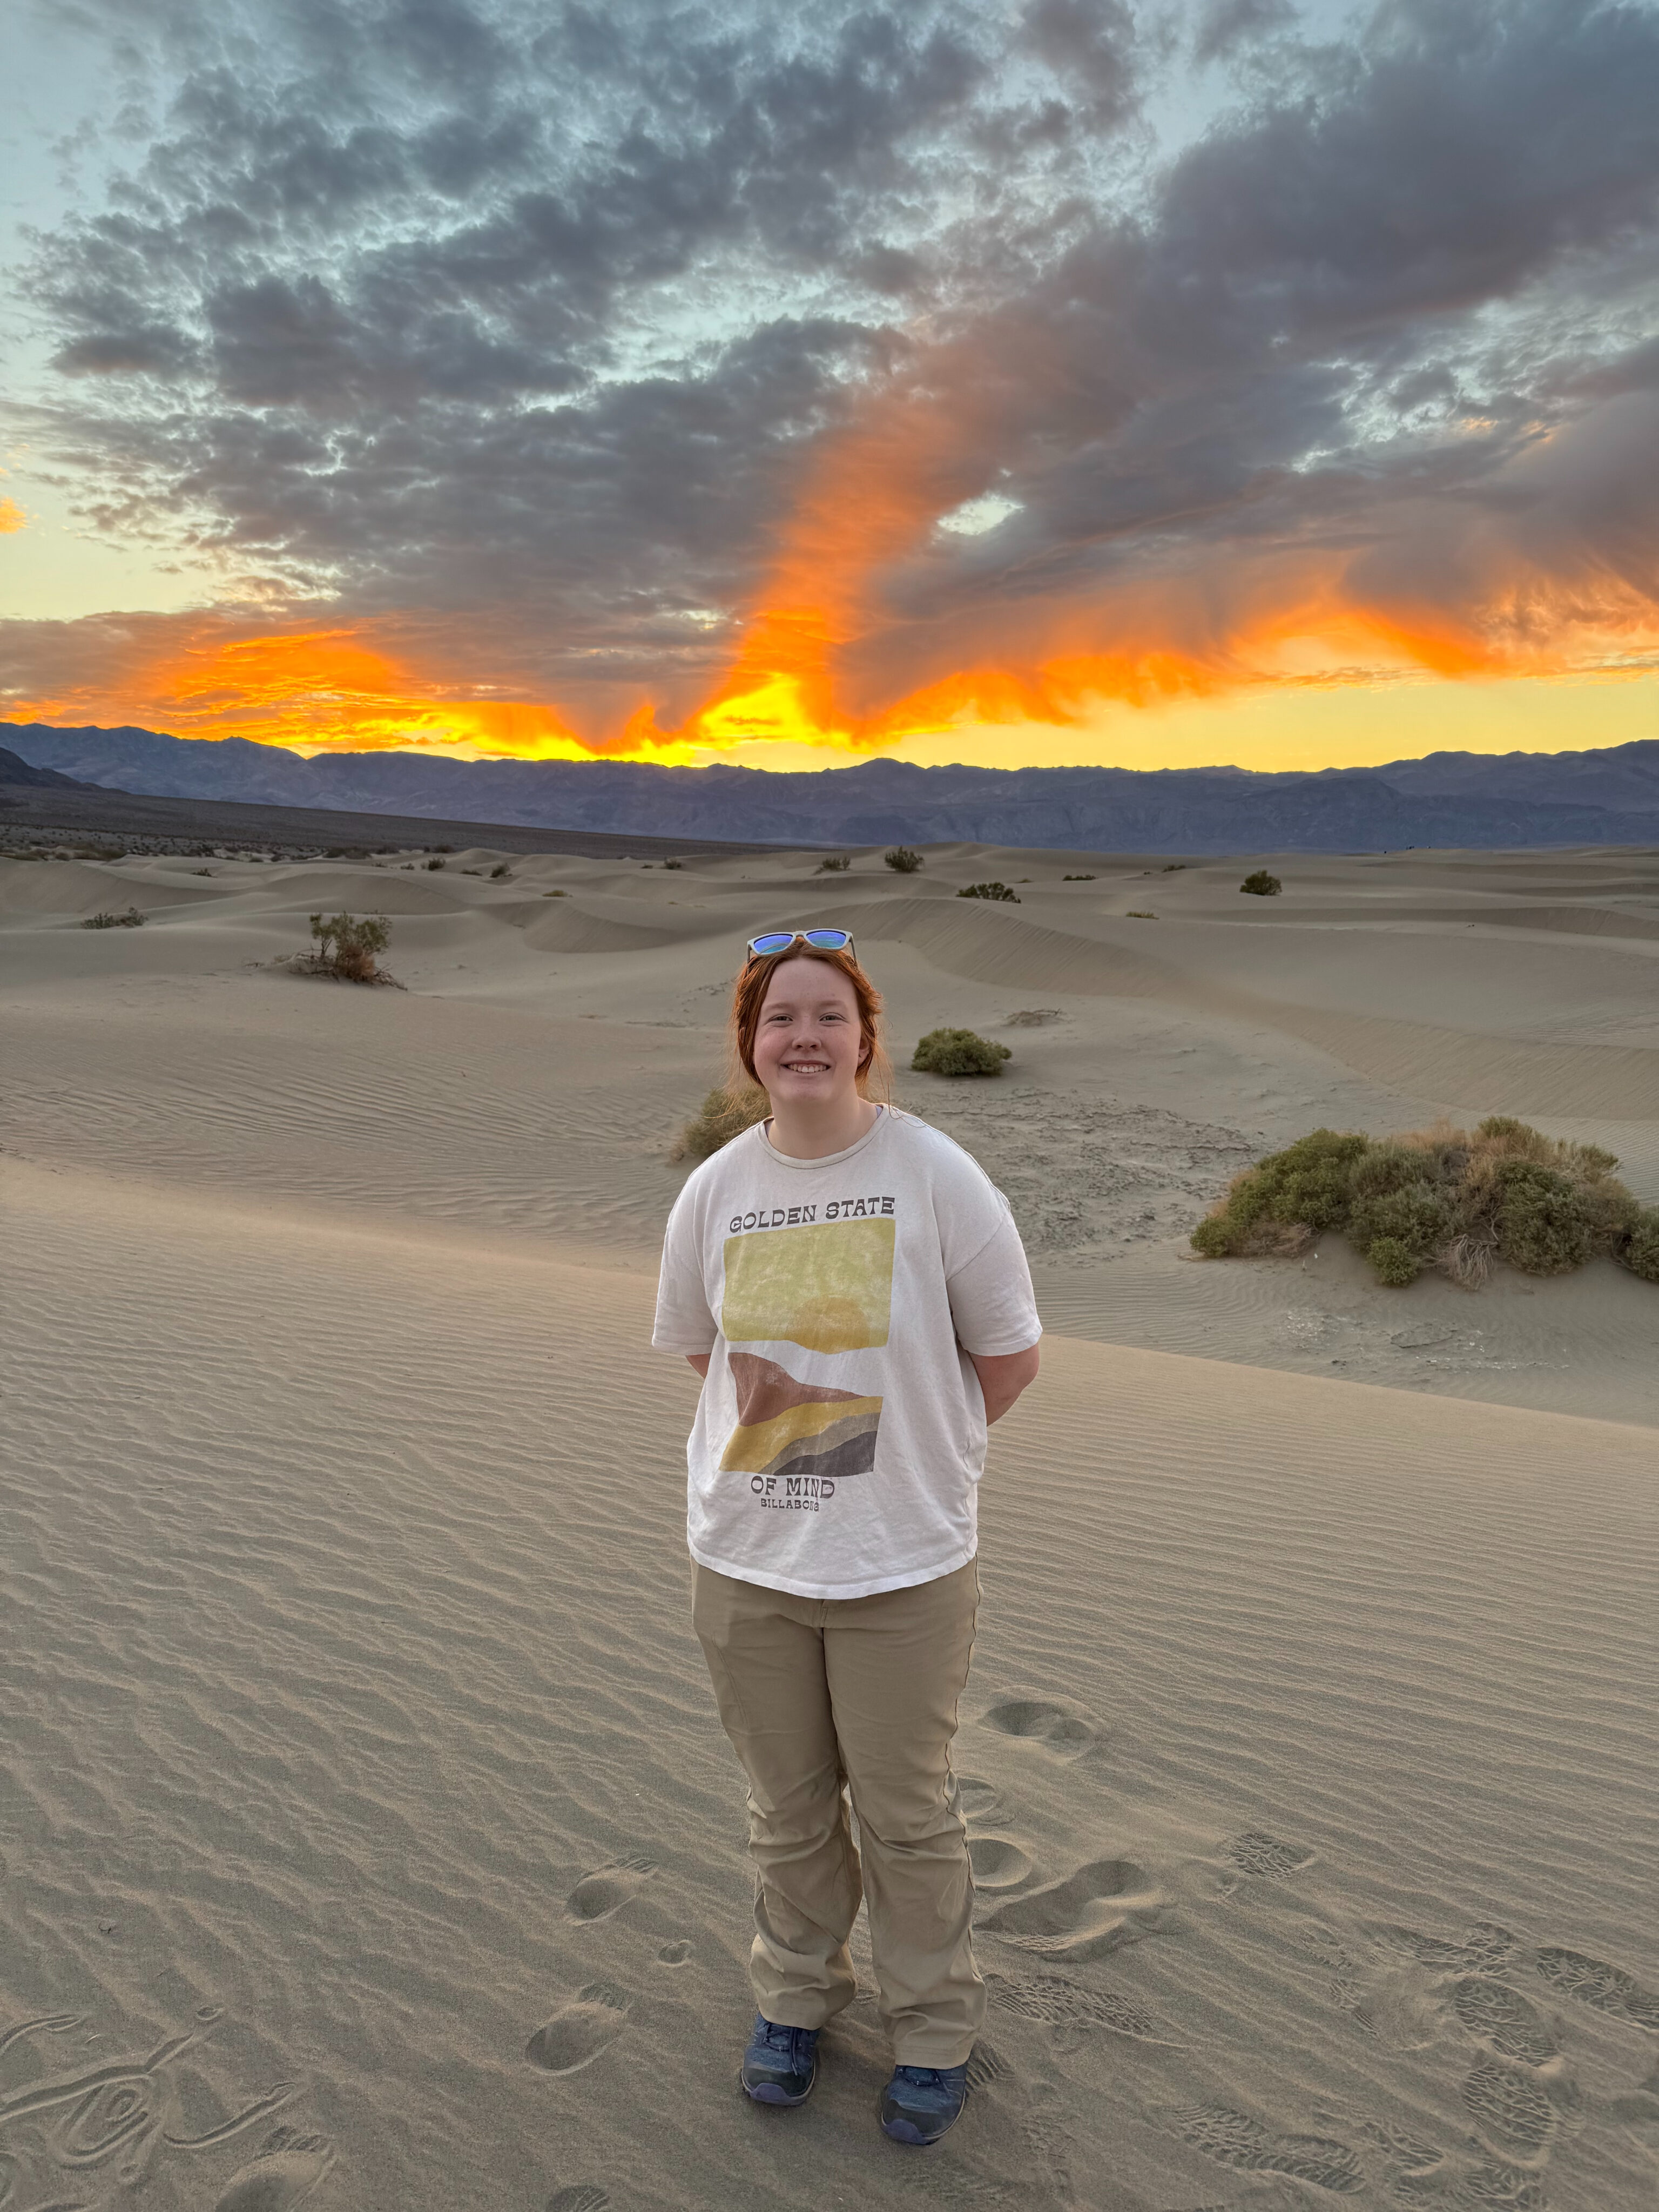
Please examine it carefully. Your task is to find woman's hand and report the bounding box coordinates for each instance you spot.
[970,1343,1040,1424]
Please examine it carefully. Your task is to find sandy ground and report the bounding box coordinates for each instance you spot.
[3,838,1657,2211]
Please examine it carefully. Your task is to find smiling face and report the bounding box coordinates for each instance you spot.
[750,955,866,1112]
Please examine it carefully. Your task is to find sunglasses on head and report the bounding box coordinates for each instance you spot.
[744,927,857,964]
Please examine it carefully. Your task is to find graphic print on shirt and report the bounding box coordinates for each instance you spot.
[719,1215,894,1483]
[720,1352,882,1481]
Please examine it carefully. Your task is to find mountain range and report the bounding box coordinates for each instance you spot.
[6,722,1659,853]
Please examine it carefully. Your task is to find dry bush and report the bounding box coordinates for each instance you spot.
[1240,869,1282,895]
[884,846,923,873]
[670,1084,770,1162]
[1190,1114,1654,1290]
[81,906,146,928]
[957,882,1020,902]
[818,855,851,872]
[294,911,394,983]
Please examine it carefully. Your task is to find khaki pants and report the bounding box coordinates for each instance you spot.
[691,1557,983,2066]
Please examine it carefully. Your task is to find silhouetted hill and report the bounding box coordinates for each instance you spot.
[6,723,1658,852]
[0,744,98,792]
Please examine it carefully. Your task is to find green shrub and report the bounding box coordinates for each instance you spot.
[884,846,923,873]
[490,862,511,878]
[818,855,851,872]
[957,882,1020,902]
[1062,872,1095,881]
[426,857,446,870]
[1368,1238,1421,1287]
[1623,1207,1659,1283]
[911,1027,1013,1077]
[670,1085,769,1162]
[1161,862,1188,873]
[1125,909,1157,919]
[664,859,684,870]
[307,911,391,982]
[1494,1161,1595,1275]
[1190,1114,1653,1290]
[81,906,146,928]
[1351,1182,1452,1269]
[1240,870,1282,896]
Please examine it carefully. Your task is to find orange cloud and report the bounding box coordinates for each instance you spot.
[0,498,25,534]
[3,380,1656,768]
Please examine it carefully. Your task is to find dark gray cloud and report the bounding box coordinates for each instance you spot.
[9,0,1659,736]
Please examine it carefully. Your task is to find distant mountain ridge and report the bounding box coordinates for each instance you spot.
[6,722,1659,853]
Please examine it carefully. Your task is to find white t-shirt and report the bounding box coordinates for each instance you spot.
[652,1104,1041,1600]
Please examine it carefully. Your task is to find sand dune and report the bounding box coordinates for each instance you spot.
[3,835,1657,2209]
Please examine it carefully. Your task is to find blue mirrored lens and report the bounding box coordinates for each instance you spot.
[802,930,851,948]
[749,933,795,954]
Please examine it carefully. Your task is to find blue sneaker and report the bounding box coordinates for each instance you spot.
[880,2061,969,2145]
[739,2014,820,2106]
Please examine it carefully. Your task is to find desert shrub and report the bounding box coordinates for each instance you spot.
[192,867,213,876]
[542,888,567,897]
[1161,862,1188,873]
[490,862,511,878]
[1624,1208,1659,1283]
[1350,1183,1453,1278]
[664,859,684,870]
[1125,909,1157,919]
[81,906,146,928]
[1493,1161,1594,1276]
[818,855,851,872]
[306,911,391,982]
[1190,1115,1652,1290]
[425,857,446,870]
[1240,870,1282,895]
[1062,872,1095,880]
[884,847,923,873]
[434,844,454,853]
[670,1085,769,1162]
[911,1027,1013,1077]
[1368,1238,1421,1287]
[957,882,1020,902]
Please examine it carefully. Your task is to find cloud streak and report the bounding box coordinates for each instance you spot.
[5,0,1658,758]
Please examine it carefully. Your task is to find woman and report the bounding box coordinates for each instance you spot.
[653,927,1041,2146]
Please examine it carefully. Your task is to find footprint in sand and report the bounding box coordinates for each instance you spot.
[526,1985,632,2074]
[547,2189,609,2212]
[1452,1978,1558,2065]
[1535,1945,1659,2031]
[1170,2103,1364,2194]
[655,1940,693,1966]
[985,1968,1170,2041]
[954,1775,1002,1822]
[1460,2057,1559,2160]
[968,1836,1033,1891]
[1222,1831,1316,1878]
[565,1858,655,1923]
[980,1858,1168,1960]
[214,2127,336,2211]
[1380,1923,1521,1974]
[980,1700,1096,1758]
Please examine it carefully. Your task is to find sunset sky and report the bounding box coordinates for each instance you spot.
[3,0,1656,775]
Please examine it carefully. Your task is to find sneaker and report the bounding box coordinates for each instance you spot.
[879,2061,969,2145]
[739,2014,820,2106]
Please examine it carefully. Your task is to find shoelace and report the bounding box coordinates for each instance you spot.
[757,2019,810,2055]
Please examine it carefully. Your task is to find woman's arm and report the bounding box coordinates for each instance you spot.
[970,1343,1040,1424]
[686,1353,711,1379]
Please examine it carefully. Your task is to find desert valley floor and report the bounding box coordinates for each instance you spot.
[4,837,1657,2211]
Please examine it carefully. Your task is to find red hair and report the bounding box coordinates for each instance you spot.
[730,944,891,1101]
